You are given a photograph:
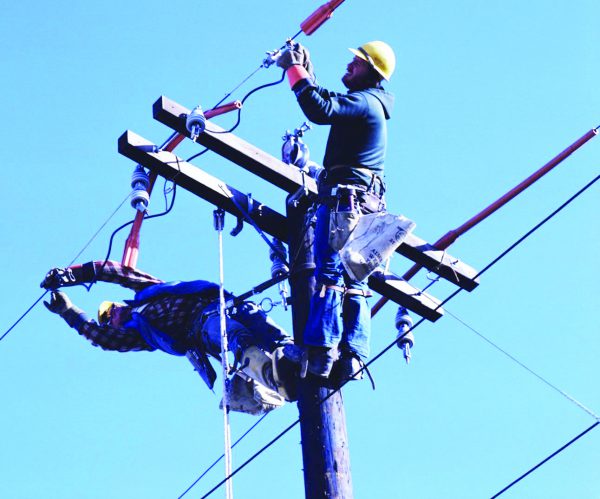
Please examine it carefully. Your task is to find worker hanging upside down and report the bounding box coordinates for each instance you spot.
[41,260,300,415]
[277,40,403,381]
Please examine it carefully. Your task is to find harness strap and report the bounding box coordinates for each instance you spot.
[318,284,372,298]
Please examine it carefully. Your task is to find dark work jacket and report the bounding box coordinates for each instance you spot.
[296,84,394,188]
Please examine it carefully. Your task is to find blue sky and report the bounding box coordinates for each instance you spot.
[1,1,598,498]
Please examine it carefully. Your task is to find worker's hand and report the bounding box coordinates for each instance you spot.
[40,267,75,289]
[297,44,315,80]
[276,42,306,71]
[43,291,72,315]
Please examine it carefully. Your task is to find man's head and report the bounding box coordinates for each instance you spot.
[98,301,131,327]
[343,40,396,90]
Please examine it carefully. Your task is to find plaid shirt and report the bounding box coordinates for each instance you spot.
[61,261,217,353]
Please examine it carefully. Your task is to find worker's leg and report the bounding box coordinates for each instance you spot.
[231,301,293,352]
[340,276,371,360]
[335,274,371,381]
[303,204,344,376]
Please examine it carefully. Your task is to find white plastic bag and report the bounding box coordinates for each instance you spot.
[340,212,416,281]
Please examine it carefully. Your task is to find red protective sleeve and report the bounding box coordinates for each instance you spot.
[286,65,311,88]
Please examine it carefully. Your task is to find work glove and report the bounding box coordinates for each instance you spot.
[41,267,76,289]
[297,44,315,80]
[276,43,305,71]
[40,262,96,290]
[43,291,72,315]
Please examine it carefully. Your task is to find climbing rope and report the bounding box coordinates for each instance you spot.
[213,208,234,499]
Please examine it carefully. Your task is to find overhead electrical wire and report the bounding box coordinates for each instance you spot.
[188,173,600,498]
[489,421,599,498]
[186,72,287,163]
[0,173,181,345]
[0,192,130,344]
[444,307,600,421]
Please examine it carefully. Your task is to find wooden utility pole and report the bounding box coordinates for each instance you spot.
[286,197,353,497]
[118,96,480,498]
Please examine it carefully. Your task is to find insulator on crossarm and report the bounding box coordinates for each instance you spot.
[281,123,312,169]
[270,239,289,278]
[186,105,206,141]
[130,165,150,212]
[395,306,414,364]
[131,165,149,190]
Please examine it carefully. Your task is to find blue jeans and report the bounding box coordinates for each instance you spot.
[202,302,292,356]
[303,203,371,359]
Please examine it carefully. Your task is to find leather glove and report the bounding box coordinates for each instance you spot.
[40,262,96,290]
[44,291,72,315]
[297,44,315,80]
[41,267,76,289]
[276,42,305,71]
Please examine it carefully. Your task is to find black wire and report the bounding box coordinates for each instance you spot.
[196,174,600,498]
[178,412,271,499]
[186,147,209,162]
[185,72,285,163]
[100,183,178,270]
[0,291,48,343]
[489,422,599,498]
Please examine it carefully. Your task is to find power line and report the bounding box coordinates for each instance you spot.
[489,422,599,499]
[0,193,130,345]
[178,413,271,499]
[445,307,600,421]
[195,173,600,497]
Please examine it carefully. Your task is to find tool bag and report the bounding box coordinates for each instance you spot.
[328,184,386,251]
[340,212,416,281]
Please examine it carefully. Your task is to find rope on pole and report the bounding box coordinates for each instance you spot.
[214,208,234,499]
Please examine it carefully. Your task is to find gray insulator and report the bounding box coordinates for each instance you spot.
[186,106,206,137]
[395,306,413,330]
[270,239,289,278]
[395,306,414,347]
[131,165,150,190]
[130,188,150,211]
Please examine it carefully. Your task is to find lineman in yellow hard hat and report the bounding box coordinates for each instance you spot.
[348,40,396,81]
[276,39,414,387]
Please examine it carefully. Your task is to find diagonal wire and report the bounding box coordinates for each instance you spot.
[444,307,600,421]
[489,422,599,498]
[178,412,271,499]
[0,192,130,345]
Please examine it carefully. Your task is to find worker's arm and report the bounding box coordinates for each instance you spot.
[295,87,370,125]
[277,42,369,125]
[41,260,163,292]
[44,291,154,352]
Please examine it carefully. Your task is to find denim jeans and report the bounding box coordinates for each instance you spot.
[303,203,371,359]
[202,301,292,357]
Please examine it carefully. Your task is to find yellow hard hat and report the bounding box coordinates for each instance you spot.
[349,41,396,81]
[98,301,125,324]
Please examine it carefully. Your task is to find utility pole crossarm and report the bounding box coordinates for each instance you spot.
[153,95,480,291]
[400,233,479,291]
[153,96,318,195]
[368,271,444,321]
[118,130,444,322]
[118,130,289,242]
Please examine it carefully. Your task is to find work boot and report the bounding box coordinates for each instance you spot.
[334,350,365,382]
[271,345,303,401]
[305,346,338,378]
[240,346,277,391]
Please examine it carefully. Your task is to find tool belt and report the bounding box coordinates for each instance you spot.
[318,167,386,214]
